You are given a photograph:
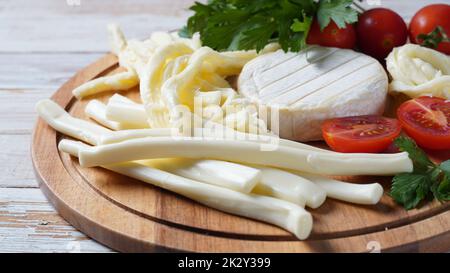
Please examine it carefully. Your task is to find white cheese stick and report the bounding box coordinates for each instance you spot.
[36,99,109,145]
[38,99,261,192]
[106,100,149,129]
[88,95,335,154]
[93,119,335,154]
[73,71,139,99]
[300,173,384,205]
[36,99,170,144]
[99,128,174,144]
[108,93,139,104]
[59,140,313,240]
[59,96,334,154]
[78,136,413,176]
[144,158,261,193]
[85,100,128,130]
[252,167,326,208]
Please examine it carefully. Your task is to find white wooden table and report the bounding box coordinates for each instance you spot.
[0,0,447,253]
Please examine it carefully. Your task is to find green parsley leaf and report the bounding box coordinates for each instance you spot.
[394,136,435,173]
[433,160,450,201]
[291,17,312,33]
[437,173,450,201]
[237,17,278,52]
[178,26,190,38]
[440,160,450,173]
[317,0,358,30]
[390,173,431,210]
[181,0,359,53]
[417,26,450,49]
[391,137,450,209]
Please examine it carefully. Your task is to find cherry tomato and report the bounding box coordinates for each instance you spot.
[409,4,450,55]
[397,96,450,150]
[321,115,402,153]
[306,19,356,49]
[356,8,408,60]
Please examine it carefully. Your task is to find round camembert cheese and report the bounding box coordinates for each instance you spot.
[238,46,388,141]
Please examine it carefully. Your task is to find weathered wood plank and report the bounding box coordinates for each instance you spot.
[0,135,37,188]
[0,188,113,252]
[0,89,53,134]
[0,53,102,89]
[0,0,194,53]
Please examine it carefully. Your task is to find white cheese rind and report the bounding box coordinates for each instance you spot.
[78,137,413,176]
[238,47,388,141]
[59,139,313,240]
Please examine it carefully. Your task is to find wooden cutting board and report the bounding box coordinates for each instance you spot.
[31,54,450,253]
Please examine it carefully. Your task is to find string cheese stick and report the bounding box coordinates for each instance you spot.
[252,167,326,208]
[92,116,335,154]
[299,173,384,205]
[80,94,334,155]
[108,24,127,55]
[37,99,261,192]
[99,128,174,144]
[202,124,335,154]
[73,71,139,99]
[106,101,149,128]
[78,136,413,176]
[36,99,170,144]
[143,158,261,193]
[85,100,127,130]
[59,140,313,240]
[108,93,139,104]
[36,99,109,145]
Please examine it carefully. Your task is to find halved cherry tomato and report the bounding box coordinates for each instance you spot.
[321,115,402,153]
[306,19,356,49]
[397,96,450,150]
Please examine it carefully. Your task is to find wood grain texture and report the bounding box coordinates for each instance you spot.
[0,0,193,53]
[0,188,113,252]
[0,53,102,89]
[0,135,37,188]
[31,54,450,252]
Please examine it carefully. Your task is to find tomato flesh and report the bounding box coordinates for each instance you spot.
[306,19,356,49]
[397,96,450,150]
[321,115,402,153]
[409,4,450,55]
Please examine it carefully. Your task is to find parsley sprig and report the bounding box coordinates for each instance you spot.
[417,26,450,50]
[390,137,450,210]
[180,0,358,52]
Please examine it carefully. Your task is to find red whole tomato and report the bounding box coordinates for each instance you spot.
[409,4,450,55]
[356,8,408,60]
[321,115,402,153]
[306,19,356,49]
[397,96,450,150]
